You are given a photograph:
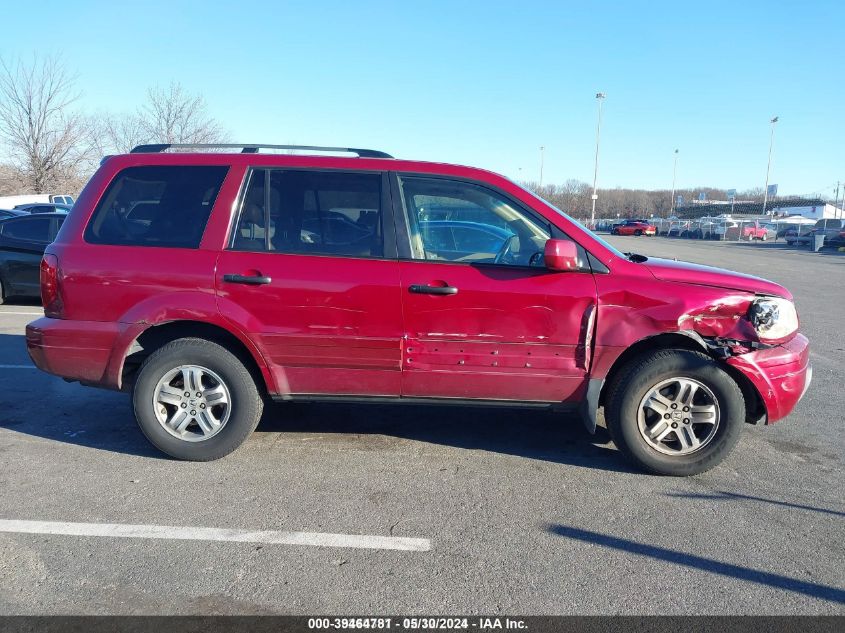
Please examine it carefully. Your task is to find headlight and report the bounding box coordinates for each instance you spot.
[748,297,799,342]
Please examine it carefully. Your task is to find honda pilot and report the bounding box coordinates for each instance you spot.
[26,144,812,476]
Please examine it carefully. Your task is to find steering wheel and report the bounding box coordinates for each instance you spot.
[494,234,519,265]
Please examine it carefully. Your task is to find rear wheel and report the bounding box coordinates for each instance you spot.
[132,337,263,460]
[605,349,745,476]
[0,278,4,305]
[634,229,642,236]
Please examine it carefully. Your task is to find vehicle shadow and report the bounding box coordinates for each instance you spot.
[0,334,629,471]
[0,296,43,307]
[665,490,845,517]
[258,400,632,473]
[546,523,845,604]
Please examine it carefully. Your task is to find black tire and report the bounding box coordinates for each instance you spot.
[605,349,745,476]
[634,229,642,236]
[0,277,5,305]
[132,337,263,461]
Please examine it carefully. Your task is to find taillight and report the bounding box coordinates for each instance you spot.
[40,254,63,318]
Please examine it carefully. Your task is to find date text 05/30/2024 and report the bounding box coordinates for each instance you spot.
[307,618,528,630]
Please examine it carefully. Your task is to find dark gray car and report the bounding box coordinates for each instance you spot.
[791,218,845,247]
[0,212,66,304]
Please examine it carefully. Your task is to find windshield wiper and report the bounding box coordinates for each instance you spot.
[624,252,648,263]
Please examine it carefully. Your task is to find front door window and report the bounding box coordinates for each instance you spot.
[399,176,551,267]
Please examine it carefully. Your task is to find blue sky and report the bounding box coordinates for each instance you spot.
[2,0,843,196]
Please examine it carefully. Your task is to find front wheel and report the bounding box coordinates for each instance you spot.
[132,337,263,460]
[605,349,745,476]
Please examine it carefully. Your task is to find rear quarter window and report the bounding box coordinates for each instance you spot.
[84,165,228,248]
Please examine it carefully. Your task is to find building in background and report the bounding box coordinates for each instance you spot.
[771,203,842,219]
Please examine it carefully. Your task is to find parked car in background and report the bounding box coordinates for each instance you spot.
[611,219,656,236]
[667,220,691,237]
[743,223,770,240]
[0,194,74,208]
[712,219,737,240]
[14,202,73,215]
[787,218,845,247]
[775,216,816,237]
[724,222,769,241]
[689,218,717,239]
[25,143,811,476]
[0,209,26,220]
[761,223,779,241]
[783,225,812,245]
[0,212,66,304]
[418,220,513,261]
[828,229,845,249]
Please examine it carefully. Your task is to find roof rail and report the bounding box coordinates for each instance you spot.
[129,143,393,159]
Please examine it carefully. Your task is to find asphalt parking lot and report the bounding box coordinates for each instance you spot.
[0,237,843,615]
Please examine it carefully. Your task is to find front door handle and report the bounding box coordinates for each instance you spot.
[409,284,458,295]
[223,274,272,285]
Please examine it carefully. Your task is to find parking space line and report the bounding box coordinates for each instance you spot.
[0,519,431,552]
[0,365,35,369]
[0,311,43,316]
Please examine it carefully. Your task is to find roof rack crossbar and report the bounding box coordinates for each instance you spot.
[130,143,393,159]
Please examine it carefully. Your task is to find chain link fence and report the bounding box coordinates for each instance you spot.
[581,217,819,244]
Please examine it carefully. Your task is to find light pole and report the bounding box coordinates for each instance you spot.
[761,116,778,216]
[539,146,545,187]
[590,92,606,224]
[669,149,679,217]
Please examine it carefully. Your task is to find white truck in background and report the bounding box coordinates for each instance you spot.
[0,193,75,208]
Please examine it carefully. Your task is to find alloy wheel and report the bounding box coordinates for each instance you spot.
[152,364,232,442]
[636,377,720,455]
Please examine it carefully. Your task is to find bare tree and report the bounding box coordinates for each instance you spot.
[0,55,94,193]
[0,162,27,195]
[93,111,146,155]
[138,82,226,145]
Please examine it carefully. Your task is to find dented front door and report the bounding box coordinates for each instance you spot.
[399,261,598,402]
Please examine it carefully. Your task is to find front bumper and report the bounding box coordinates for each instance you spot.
[726,333,811,423]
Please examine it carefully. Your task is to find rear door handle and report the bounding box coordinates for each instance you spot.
[223,274,272,285]
[409,284,458,295]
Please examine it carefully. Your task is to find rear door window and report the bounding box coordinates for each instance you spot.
[231,169,384,258]
[85,165,228,248]
[1,217,52,242]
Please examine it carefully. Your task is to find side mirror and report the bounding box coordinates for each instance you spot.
[544,239,579,272]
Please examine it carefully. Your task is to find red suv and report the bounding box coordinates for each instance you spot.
[26,144,811,475]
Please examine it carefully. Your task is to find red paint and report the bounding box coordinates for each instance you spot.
[26,151,810,426]
[544,238,579,271]
[726,334,811,422]
[398,260,596,401]
[216,250,403,396]
[611,221,657,236]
